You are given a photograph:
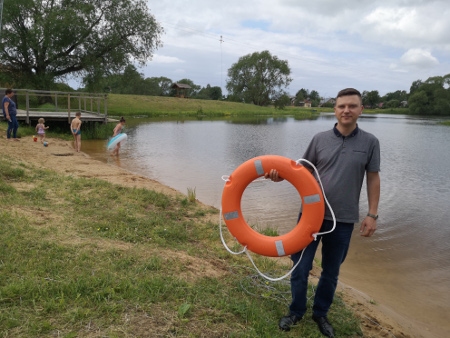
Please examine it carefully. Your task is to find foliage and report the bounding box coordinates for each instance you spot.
[385,99,401,108]
[408,74,450,115]
[381,90,408,104]
[0,0,163,90]
[226,50,292,106]
[362,90,381,108]
[273,92,291,110]
[194,84,223,100]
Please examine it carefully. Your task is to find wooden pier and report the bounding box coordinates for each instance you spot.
[2,88,114,124]
[16,109,115,124]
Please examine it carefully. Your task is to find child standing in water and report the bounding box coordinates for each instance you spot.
[111,117,126,156]
[70,112,82,152]
[35,118,49,143]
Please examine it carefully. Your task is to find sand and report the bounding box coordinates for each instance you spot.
[1,134,421,338]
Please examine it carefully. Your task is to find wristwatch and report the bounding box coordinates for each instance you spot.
[367,213,378,220]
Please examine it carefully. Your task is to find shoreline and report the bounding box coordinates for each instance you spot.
[0,134,424,337]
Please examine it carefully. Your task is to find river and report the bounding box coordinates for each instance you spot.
[83,113,450,338]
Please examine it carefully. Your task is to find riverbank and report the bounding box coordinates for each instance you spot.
[0,131,415,337]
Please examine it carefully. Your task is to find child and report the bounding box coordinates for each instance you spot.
[35,118,49,143]
[111,117,126,156]
[70,112,82,152]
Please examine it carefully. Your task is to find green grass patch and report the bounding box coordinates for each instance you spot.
[106,93,320,118]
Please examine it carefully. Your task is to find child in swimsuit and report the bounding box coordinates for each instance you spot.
[35,118,49,143]
[111,117,126,156]
[70,112,82,152]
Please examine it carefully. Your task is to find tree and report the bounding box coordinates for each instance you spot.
[195,84,222,100]
[140,76,174,96]
[226,50,292,106]
[294,88,307,106]
[0,0,163,92]
[309,90,321,107]
[208,86,223,100]
[385,100,400,108]
[410,80,423,95]
[382,90,408,103]
[408,74,450,115]
[362,90,381,108]
[273,92,291,110]
[408,91,429,114]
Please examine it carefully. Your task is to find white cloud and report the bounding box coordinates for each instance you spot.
[400,49,439,68]
[152,54,184,64]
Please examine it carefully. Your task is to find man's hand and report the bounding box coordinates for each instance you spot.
[264,169,284,182]
[360,216,377,237]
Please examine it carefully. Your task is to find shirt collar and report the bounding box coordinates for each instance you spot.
[333,123,359,138]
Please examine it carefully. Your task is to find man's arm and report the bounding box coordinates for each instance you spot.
[360,171,380,237]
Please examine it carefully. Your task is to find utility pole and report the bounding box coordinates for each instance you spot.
[220,35,224,94]
[0,0,4,35]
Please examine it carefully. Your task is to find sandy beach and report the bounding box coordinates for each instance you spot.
[1,133,419,338]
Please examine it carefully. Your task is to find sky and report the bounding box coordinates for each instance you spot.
[136,0,450,98]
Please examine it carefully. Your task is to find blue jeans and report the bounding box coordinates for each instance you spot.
[289,218,354,318]
[7,116,19,139]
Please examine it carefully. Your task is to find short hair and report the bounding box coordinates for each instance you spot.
[75,112,81,116]
[336,88,362,104]
[5,88,13,95]
[38,118,45,124]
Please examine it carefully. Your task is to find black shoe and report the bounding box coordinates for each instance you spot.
[278,314,302,331]
[312,315,335,337]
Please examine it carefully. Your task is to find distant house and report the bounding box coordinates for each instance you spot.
[302,99,312,108]
[171,83,191,98]
[401,100,408,107]
[319,97,336,107]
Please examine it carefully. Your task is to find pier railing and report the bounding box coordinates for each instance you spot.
[1,88,108,124]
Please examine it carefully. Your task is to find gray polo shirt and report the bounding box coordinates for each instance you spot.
[302,124,380,223]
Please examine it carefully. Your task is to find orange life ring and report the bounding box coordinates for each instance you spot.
[221,155,325,257]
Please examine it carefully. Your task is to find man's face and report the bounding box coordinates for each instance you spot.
[334,95,363,127]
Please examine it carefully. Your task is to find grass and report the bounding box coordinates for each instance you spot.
[106,94,322,118]
[187,187,197,203]
[82,93,415,117]
[0,153,364,337]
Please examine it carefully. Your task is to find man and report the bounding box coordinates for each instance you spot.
[2,89,20,140]
[265,88,380,337]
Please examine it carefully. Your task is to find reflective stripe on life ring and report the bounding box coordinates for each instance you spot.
[221,155,325,257]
